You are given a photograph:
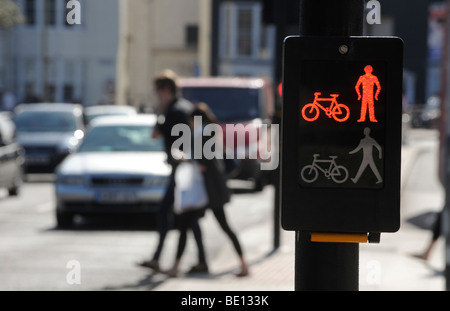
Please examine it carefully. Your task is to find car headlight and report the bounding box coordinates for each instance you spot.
[143,175,169,187]
[58,134,83,154]
[56,175,87,186]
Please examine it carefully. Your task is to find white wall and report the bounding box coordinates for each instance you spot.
[8,0,119,106]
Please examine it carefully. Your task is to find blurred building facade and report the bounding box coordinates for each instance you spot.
[364,0,444,107]
[2,0,118,106]
[213,0,276,78]
[116,0,278,109]
[116,0,201,108]
[3,1,440,111]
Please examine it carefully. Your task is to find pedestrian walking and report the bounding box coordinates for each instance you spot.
[138,69,194,271]
[1,89,16,112]
[187,103,250,277]
[165,209,208,277]
[413,211,442,261]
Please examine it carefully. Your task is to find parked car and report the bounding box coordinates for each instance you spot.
[0,112,24,196]
[13,103,85,174]
[410,96,441,129]
[84,105,138,124]
[180,77,275,190]
[54,114,170,227]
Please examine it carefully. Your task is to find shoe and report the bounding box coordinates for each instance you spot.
[235,270,249,278]
[163,268,179,278]
[187,263,209,274]
[138,259,160,271]
[411,253,428,261]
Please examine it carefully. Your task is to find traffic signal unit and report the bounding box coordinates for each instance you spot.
[281,36,403,236]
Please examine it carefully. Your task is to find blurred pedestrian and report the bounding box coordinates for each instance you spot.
[138,69,194,271]
[23,84,41,104]
[182,103,250,277]
[1,89,16,112]
[413,211,442,261]
[166,210,207,277]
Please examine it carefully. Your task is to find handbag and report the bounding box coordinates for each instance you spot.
[174,161,209,214]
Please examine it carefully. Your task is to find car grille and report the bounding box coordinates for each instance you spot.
[91,177,144,187]
[25,146,57,154]
[64,201,159,213]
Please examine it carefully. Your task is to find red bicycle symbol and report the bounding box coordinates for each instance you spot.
[301,92,350,122]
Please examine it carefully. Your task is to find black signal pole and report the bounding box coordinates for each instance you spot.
[294,0,365,291]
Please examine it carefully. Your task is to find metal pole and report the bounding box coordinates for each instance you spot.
[442,0,450,291]
[41,0,49,101]
[295,0,365,291]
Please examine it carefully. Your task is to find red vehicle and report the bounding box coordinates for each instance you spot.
[180,77,275,191]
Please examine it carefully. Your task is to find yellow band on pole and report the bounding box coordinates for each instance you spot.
[311,233,368,243]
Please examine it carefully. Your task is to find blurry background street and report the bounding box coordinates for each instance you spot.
[1,0,449,291]
[0,127,445,291]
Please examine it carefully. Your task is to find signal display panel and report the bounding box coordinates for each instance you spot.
[297,61,386,189]
[281,36,403,233]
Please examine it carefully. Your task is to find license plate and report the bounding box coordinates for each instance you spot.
[97,191,138,204]
[26,154,50,164]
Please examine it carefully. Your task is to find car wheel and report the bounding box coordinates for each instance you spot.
[56,209,74,228]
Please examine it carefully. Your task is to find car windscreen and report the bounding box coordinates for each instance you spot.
[86,112,130,124]
[78,125,164,152]
[181,87,260,122]
[14,111,78,132]
[85,108,137,123]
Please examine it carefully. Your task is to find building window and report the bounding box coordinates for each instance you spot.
[186,25,199,48]
[64,0,70,26]
[219,2,261,59]
[222,3,233,58]
[24,59,36,83]
[44,84,56,102]
[24,0,36,25]
[63,84,74,102]
[45,0,57,26]
[236,7,253,56]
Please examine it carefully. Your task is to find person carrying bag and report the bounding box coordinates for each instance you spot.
[166,103,249,278]
[174,160,209,214]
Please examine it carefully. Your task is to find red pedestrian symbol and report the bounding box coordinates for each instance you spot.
[355,65,381,123]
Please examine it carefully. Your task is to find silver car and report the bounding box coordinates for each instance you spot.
[84,105,138,124]
[14,103,85,174]
[54,114,171,227]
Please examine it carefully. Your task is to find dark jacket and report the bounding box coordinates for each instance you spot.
[194,127,231,210]
[199,156,230,210]
[156,97,193,167]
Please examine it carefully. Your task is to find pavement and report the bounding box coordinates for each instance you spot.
[154,131,446,291]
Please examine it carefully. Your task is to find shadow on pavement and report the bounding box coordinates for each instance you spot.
[101,270,169,291]
[99,249,280,291]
